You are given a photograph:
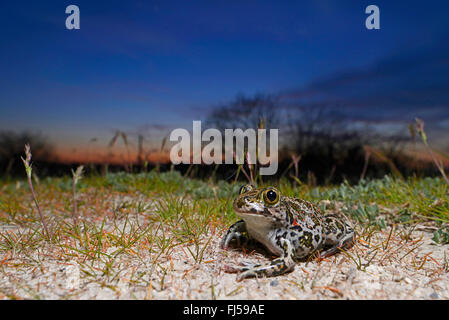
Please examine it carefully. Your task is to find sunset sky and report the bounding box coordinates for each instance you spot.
[0,1,448,162]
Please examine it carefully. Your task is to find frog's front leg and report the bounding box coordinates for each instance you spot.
[226,238,296,281]
[220,220,250,249]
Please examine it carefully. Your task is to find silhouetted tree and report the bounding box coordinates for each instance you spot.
[206,94,411,183]
[207,93,281,130]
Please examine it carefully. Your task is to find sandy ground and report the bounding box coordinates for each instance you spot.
[0,219,448,300]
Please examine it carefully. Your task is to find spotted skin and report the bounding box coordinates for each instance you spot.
[221,185,355,280]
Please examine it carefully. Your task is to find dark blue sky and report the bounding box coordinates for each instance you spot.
[0,1,448,155]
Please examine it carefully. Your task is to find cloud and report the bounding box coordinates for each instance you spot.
[281,34,449,125]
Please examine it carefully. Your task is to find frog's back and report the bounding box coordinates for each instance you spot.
[278,197,325,236]
[282,196,355,259]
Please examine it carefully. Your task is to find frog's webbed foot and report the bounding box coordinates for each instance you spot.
[224,260,261,273]
[225,239,296,281]
[220,220,250,250]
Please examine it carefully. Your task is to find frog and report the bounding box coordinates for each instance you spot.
[220,184,355,280]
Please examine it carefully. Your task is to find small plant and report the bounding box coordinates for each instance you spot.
[289,153,302,187]
[71,165,84,226]
[362,145,402,178]
[232,151,253,185]
[20,144,50,240]
[415,118,449,186]
[432,227,449,245]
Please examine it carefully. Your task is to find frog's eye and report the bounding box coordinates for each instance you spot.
[239,184,254,195]
[262,188,280,205]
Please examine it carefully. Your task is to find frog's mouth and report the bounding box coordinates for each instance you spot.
[233,200,272,218]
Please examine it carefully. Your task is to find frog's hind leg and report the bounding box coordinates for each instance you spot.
[320,231,355,258]
[225,239,296,281]
[320,215,355,258]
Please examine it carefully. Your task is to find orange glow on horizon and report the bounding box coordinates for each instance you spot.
[48,143,449,170]
[51,145,171,165]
